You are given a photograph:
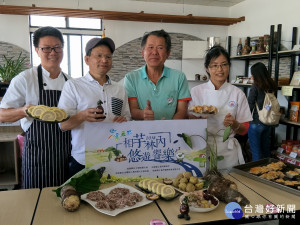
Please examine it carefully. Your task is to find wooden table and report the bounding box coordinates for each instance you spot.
[32,184,167,225]
[229,172,300,209]
[156,174,272,225]
[0,188,40,225]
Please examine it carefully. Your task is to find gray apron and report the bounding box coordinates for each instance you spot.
[22,65,71,189]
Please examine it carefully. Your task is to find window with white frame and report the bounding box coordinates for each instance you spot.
[30,15,103,78]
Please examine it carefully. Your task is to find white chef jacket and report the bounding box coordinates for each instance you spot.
[189,80,252,170]
[0,66,71,131]
[58,73,131,165]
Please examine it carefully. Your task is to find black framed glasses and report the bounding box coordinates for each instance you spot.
[38,46,63,53]
[208,63,229,71]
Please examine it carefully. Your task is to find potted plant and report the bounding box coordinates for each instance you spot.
[0,52,29,97]
[0,52,29,83]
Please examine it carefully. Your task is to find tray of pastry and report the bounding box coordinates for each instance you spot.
[26,105,69,123]
[188,105,218,117]
[231,158,300,196]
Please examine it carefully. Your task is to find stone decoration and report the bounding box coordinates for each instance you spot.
[0,41,31,68]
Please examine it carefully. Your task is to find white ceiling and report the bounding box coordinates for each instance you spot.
[132,0,245,7]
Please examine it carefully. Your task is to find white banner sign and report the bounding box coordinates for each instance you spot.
[85,119,207,178]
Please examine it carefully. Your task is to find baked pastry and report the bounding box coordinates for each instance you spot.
[284,180,300,187]
[286,170,299,179]
[249,166,268,175]
[266,161,286,171]
[208,105,218,114]
[160,185,176,199]
[275,178,285,184]
[28,105,68,122]
[31,105,48,118]
[40,110,56,122]
[189,105,218,114]
[294,168,300,174]
[259,171,284,180]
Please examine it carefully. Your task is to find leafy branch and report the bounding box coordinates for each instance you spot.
[178,126,232,171]
[105,146,122,161]
[0,52,29,82]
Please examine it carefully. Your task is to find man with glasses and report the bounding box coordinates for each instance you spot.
[58,37,131,177]
[188,45,252,170]
[124,29,191,120]
[0,26,72,189]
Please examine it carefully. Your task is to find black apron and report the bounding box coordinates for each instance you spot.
[22,65,71,189]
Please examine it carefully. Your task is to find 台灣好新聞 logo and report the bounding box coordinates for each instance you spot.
[225,202,243,219]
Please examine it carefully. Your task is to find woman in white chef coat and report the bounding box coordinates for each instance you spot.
[189,46,252,170]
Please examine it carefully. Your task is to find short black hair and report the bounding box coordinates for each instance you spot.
[204,45,231,69]
[33,26,64,48]
[141,29,171,52]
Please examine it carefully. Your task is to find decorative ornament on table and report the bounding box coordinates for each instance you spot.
[256,36,265,53]
[102,25,106,38]
[178,196,190,220]
[264,34,270,52]
[236,38,242,56]
[242,39,251,55]
[96,99,106,119]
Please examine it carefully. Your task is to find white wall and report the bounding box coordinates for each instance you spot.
[2,0,300,142]
[0,14,30,51]
[228,0,300,80]
[1,0,229,51]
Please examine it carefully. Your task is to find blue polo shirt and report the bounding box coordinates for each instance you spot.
[124,65,191,120]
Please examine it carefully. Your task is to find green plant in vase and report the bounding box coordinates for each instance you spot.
[0,52,29,83]
[179,125,231,175]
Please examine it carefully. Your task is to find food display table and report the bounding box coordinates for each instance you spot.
[0,188,40,225]
[156,174,272,225]
[2,172,299,225]
[229,172,300,209]
[32,183,167,225]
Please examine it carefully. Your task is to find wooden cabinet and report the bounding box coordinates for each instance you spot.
[0,127,22,189]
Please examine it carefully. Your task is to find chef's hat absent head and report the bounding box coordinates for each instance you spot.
[33,26,64,48]
[85,37,115,56]
[204,45,231,70]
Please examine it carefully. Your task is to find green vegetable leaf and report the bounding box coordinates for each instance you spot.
[182,133,192,148]
[53,169,101,197]
[217,155,224,161]
[223,125,231,142]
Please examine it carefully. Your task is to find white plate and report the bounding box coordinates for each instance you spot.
[81,183,152,216]
[188,106,218,118]
[189,112,217,118]
[179,194,219,212]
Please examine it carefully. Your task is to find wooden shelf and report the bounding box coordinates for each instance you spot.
[231,49,300,60]
[280,118,300,127]
[232,83,252,87]
[275,152,300,166]
[0,5,245,26]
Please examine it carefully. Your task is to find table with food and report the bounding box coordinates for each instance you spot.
[0,188,40,225]
[27,159,299,225]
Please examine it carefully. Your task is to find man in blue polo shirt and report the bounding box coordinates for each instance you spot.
[124,29,191,120]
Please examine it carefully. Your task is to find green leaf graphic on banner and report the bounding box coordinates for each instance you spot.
[182,133,192,148]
